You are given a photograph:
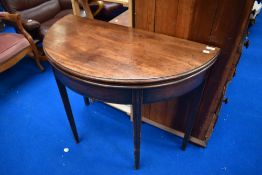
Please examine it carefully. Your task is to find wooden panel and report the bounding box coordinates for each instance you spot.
[134,0,254,145]
[155,0,179,35]
[142,0,222,139]
[142,104,150,119]
[148,102,168,124]
[149,0,190,137]
[209,0,246,47]
[155,0,196,38]
[135,0,155,31]
[148,96,188,130]
[174,0,195,39]
[196,0,253,139]
[188,0,219,43]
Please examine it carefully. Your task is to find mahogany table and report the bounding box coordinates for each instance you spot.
[43,15,220,169]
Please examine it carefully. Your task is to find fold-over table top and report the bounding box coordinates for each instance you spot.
[44,15,220,86]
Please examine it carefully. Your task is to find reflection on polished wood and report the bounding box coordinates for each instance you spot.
[43,15,220,169]
[44,15,219,86]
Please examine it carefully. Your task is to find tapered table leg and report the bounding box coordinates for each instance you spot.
[54,74,80,143]
[181,84,204,150]
[83,97,90,105]
[132,89,142,169]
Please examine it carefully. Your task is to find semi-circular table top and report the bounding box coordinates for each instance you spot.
[44,15,220,87]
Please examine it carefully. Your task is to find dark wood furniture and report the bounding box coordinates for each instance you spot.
[134,0,254,146]
[43,15,220,169]
[0,12,44,72]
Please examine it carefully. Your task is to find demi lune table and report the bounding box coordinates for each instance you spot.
[43,15,220,169]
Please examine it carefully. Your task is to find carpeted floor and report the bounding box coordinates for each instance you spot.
[0,15,261,175]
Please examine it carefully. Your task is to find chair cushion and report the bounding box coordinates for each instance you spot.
[40,9,72,36]
[0,33,30,64]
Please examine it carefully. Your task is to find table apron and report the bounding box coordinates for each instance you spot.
[53,67,206,104]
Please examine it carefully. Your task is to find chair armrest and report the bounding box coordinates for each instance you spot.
[0,12,30,37]
[0,12,44,71]
[0,12,39,57]
[0,12,41,31]
[22,19,41,31]
[0,12,21,24]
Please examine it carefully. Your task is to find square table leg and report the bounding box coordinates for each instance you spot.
[132,89,142,169]
[181,84,204,150]
[54,74,80,143]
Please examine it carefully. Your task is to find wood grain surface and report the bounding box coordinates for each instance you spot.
[44,15,219,86]
[134,0,253,144]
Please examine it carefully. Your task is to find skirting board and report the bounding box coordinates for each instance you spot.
[105,103,207,147]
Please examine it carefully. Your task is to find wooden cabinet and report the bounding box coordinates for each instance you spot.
[134,0,254,146]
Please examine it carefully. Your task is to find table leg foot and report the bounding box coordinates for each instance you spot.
[83,97,90,106]
[181,106,196,150]
[132,89,142,170]
[54,75,80,144]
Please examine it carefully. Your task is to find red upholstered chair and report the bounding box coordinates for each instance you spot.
[0,12,44,73]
